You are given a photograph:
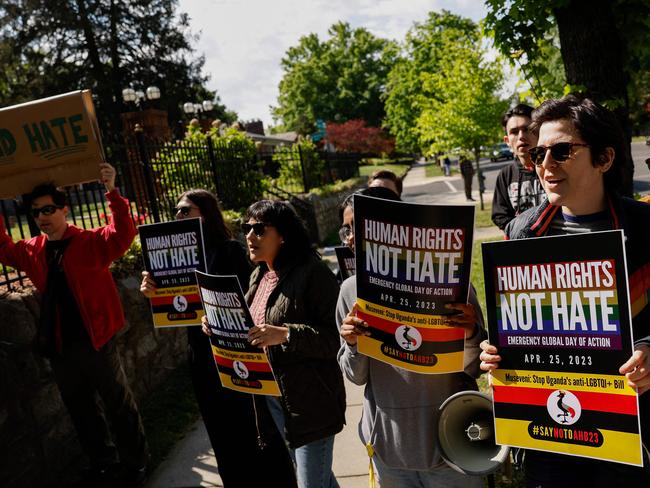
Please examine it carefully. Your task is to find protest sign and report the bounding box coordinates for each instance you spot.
[354,194,475,373]
[139,218,206,327]
[196,271,280,396]
[483,230,642,466]
[335,245,355,280]
[0,90,104,198]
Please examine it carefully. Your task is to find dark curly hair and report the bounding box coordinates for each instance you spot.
[26,182,67,208]
[530,95,625,194]
[244,200,314,270]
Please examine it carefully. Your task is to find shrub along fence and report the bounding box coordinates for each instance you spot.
[0,131,361,292]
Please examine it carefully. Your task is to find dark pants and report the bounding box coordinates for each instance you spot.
[524,450,650,487]
[187,327,297,487]
[49,338,148,470]
[463,173,473,199]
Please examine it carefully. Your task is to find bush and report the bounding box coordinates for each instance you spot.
[149,124,267,211]
[274,138,325,192]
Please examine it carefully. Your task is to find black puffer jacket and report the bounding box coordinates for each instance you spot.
[248,253,346,448]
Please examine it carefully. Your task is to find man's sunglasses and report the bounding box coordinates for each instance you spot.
[173,205,197,216]
[528,142,589,166]
[31,205,63,218]
[241,222,267,237]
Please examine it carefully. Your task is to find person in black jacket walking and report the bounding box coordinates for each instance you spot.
[459,156,476,201]
[141,189,296,487]
[491,104,545,231]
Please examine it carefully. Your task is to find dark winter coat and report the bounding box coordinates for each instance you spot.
[248,253,346,448]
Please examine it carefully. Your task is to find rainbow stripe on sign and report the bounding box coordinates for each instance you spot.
[356,298,464,374]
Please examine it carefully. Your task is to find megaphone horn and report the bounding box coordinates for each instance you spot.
[437,390,509,476]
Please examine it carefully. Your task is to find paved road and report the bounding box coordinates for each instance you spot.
[405,141,650,204]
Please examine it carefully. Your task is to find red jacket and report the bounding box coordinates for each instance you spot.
[0,190,137,350]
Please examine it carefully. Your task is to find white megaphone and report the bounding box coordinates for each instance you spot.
[437,390,510,476]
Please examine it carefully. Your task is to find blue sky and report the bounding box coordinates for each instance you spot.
[179,0,488,128]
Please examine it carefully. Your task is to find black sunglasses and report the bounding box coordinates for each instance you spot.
[242,222,267,237]
[31,205,63,218]
[528,142,590,166]
[173,205,197,216]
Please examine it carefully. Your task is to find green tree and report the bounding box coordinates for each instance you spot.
[416,38,507,208]
[272,22,397,133]
[0,0,232,144]
[484,0,650,195]
[383,11,478,152]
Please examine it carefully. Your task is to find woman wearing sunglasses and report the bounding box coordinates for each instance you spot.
[480,96,650,486]
[203,199,345,488]
[141,190,296,487]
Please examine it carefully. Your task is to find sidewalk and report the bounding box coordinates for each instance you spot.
[146,379,368,488]
[403,162,503,241]
[145,162,500,487]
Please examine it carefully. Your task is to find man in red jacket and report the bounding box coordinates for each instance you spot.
[0,163,148,486]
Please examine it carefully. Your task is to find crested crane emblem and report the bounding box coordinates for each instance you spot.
[395,325,422,351]
[172,295,188,312]
[547,390,581,425]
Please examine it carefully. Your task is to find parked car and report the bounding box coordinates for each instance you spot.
[490,142,513,162]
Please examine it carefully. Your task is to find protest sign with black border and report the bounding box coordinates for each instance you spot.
[335,245,355,280]
[139,218,206,327]
[482,230,643,466]
[354,194,475,373]
[195,271,280,396]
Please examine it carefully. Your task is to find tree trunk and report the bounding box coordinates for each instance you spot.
[554,0,633,195]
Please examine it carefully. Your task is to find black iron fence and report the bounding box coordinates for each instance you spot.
[0,134,361,292]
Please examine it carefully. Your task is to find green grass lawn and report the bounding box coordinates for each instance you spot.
[358,162,410,179]
[475,201,495,228]
[424,162,456,178]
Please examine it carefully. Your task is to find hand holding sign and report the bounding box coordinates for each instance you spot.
[619,344,650,394]
[100,162,116,192]
[340,303,370,346]
[140,271,156,298]
[248,324,289,348]
[479,340,501,372]
[443,302,479,338]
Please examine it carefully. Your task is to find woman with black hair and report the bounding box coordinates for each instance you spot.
[141,190,296,487]
[202,199,345,488]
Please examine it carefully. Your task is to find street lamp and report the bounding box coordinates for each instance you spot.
[122,85,161,108]
[183,100,215,116]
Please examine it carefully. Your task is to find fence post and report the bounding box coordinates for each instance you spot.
[134,125,161,223]
[206,136,224,202]
[323,150,334,183]
[298,145,309,193]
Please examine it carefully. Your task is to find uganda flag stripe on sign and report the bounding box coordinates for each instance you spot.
[197,271,280,396]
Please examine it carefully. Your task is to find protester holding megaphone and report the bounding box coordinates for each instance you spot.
[480,96,650,486]
[336,186,488,488]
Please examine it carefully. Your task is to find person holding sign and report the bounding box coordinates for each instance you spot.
[140,189,296,488]
[203,200,345,488]
[336,187,487,488]
[480,95,650,486]
[0,164,149,486]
